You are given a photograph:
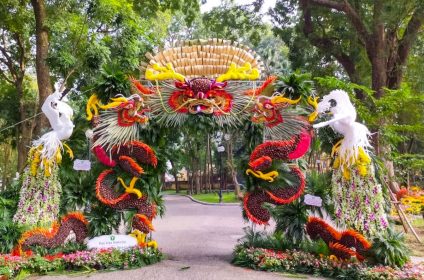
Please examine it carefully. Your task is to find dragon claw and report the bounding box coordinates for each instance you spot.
[246,169,279,182]
[130,230,158,249]
[117,177,143,198]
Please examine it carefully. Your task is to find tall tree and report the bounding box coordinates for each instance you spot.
[272,0,424,192]
[272,0,424,97]
[31,0,52,136]
[0,0,200,174]
[0,0,36,171]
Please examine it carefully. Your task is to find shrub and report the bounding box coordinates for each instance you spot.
[270,200,308,246]
[232,246,423,280]
[238,227,291,251]
[369,227,410,268]
[0,221,24,254]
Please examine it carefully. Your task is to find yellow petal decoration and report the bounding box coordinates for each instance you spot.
[342,167,351,180]
[98,97,128,110]
[118,177,143,199]
[216,62,260,82]
[30,146,42,176]
[307,96,319,122]
[331,139,343,158]
[63,143,74,160]
[130,230,158,249]
[86,94,128,121]
[86,94,100,121]
[43,158,51,177]
[145,63,185,82]
[272,95,302,105]
[246,168,279,182]
[55,148,62,164]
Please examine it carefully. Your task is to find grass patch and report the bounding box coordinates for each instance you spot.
[191,192,239,203]
[160,190,178,195]
[395,216,424,257]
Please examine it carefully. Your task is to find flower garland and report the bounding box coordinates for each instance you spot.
[331,167,388,236]
[0,247,163,279]
[232,246,424,280]
[13,164,62,227]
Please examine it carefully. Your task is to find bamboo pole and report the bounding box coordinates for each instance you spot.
[387,185,422,243]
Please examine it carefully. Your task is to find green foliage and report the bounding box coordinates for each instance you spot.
[254,32,291,75]
[238,227,291,251]
[305,170,334,218]
[92,63,132,102]
[0,180,23,254]
[134,0,200,26]
[277,71,314,100]
[30,242,88,257]
[0,220,24,254]
[270,200,308,246]
[369,228,410,268]
[0,82,20,143]
[86,204,121,237]
[1,247,163,278]
[299,239,331,257]
[232,246,419,280]
[201,2,266,47]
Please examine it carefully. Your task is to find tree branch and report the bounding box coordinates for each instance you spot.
[0,56,17,81]
[309,0,370,46]
[300,0,360,83]
[0,67,14,84]
[397,5,424,66]
[0,45,16,78]
[14,33,26,72]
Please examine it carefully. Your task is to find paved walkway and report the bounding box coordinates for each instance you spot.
[39,195,323,280]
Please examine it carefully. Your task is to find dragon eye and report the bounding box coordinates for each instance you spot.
[264,104,273,109]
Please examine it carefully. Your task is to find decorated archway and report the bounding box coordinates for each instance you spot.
[12,39,387,267]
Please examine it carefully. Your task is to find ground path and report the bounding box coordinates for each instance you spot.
[39,195,323,280]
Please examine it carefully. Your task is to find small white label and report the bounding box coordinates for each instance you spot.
[73,159,91,171]
[87,235,138,250]
[217,146,225,152]
[304,194,323,207]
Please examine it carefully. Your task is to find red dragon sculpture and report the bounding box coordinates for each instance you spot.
[86,93,158,235]
[243,82,313,225]
[306,216,372,261]
[13,212,88,256]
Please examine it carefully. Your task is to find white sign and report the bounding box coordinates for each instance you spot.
[73,159,91,171]
[304,194,323,207]
[87,234,138,250]
[217,146,225,152]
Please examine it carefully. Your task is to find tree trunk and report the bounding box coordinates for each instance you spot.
[226,136,243,199]
[16,79,35,172]
[31,0,53,136]
[174,172,180,193]
[169,159,180,193]
[208,136,213,192]
[1,143,11,190]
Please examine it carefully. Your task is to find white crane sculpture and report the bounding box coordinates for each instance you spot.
[14,84,74,226]
[313,90,388,236]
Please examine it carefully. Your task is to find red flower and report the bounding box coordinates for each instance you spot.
[396,188,409,201]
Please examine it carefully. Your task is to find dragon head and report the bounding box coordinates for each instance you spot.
[169,78,232,115]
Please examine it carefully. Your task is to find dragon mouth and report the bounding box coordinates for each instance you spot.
[169,90,233,116]
[187,99,218,114]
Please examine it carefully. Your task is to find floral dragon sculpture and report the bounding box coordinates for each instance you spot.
[86,93,158,237]
[243,79,313,224]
